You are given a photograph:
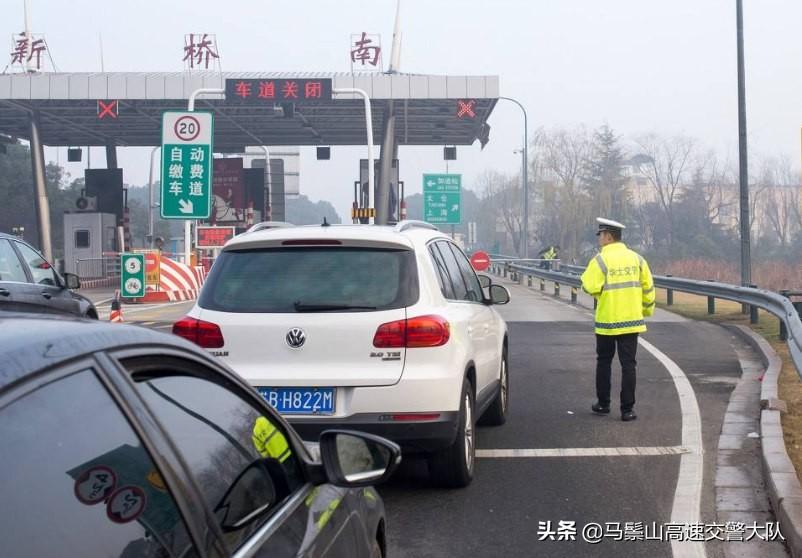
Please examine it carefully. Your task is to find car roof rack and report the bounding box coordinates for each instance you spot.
[394,220,439,233]
[246,221,295,233]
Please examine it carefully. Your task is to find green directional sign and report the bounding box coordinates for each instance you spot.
[160,111,214,219]
[423,174,461,225]
[120,253,146,298]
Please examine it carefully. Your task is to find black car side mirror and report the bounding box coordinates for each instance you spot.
[489,284,510,305]
[319,430,401,488]
[63,273,81,290]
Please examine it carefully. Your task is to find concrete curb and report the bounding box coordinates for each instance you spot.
[728,324,802,557]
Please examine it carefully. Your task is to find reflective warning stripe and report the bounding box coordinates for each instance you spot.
[594,254,608,277]
[350,208,376,219]
[595,319,646,329]
[604,281,641,291]
[643,286,655,295]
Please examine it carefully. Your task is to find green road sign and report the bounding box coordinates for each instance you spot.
[160,111,214,219]
[120,253,146,298]
[423,174,461,225]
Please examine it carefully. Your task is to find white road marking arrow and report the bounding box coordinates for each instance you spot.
[178,199,194,214]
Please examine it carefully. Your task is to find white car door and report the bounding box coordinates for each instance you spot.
[431,242,498,396]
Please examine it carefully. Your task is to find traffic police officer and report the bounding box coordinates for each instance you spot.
[581,218,655,421]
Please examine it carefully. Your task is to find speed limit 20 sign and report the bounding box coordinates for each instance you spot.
[120,253,146,298]
[160,111,214,220]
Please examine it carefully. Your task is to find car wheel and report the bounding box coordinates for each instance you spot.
[479,347,508,426]
[428,377,475,488]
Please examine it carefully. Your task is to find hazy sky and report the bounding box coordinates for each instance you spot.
[6,0,801,220]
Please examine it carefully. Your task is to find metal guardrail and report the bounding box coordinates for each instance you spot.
[490,258,802,379]
[75,256,121,280]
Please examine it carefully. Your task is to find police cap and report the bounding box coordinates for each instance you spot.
[596,217,626,236]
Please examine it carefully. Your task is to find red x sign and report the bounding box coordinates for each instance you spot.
[456,99,476,119]
[97,100,119,119]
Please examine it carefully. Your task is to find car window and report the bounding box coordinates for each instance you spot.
[199,247,419,313]
[448,243,484,303]
[128,363,305,553]
[0,369,196,558]
[0,239,28,282]
[428,243,455,299]
[14,241,59,286]
[434,241,470,301]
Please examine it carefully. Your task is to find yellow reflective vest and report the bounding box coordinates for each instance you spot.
[581,242,655,336]
[252,416,292,463]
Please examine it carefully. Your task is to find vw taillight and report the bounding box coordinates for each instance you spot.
[172,316,225,348]
[373,315,450,348]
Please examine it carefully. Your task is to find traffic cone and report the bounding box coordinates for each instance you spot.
[110,290,124,323]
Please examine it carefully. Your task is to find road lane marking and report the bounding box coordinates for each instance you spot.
[477,446,689,458]
[638,337,705,558]
[98,300,194,318]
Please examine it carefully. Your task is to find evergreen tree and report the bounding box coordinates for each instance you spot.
[582,125,629,229]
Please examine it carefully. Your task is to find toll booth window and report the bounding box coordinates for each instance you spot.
[75,230,90,248]
[0,370,196,558]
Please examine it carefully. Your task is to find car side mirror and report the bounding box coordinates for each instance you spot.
[489,284,510,305]
[214,458,283,532]
[478,274,491,289]
[319,430,401,487]
[63,273,81,290]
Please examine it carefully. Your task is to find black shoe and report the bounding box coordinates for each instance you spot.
[592,402,611,415]
[621,411,637,422]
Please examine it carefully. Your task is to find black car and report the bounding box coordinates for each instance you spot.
[0,315,400,558]
[0,232,97,318]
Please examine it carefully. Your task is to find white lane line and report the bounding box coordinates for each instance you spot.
[477,446,689,458]
[638,337,706,558]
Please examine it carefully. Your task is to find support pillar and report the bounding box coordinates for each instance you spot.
[105,142,118,168]
[29,111,52,261]
[376,102,396,225]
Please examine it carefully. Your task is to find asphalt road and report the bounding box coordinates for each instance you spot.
[380,278,743,558]
[118,281,747,557]
[92,296,195,330]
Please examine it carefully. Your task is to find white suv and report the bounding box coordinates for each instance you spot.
[174,221,511,487]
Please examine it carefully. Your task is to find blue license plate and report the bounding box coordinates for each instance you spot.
[257,387,336,415]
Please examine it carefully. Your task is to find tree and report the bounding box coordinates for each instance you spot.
[285,195,341,225]
[757,156,799,254]
[633,133,696,249]
[537,126,593,261]
[475,170,522,256]
[583,125,629,220]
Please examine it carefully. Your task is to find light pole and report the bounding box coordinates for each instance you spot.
[499,96,529,258]
[736,0,751,294]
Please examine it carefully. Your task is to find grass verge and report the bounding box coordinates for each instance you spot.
[656,290,802,482]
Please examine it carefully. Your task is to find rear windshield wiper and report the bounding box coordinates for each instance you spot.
[293,301,377,312]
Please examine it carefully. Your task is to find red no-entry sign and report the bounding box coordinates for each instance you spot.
[470,251,490,271]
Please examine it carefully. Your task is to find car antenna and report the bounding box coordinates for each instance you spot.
[322,217,330,227]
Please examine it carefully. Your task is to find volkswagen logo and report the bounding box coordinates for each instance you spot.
[285,328,306,349]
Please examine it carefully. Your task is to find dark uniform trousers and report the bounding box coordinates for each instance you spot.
[596,333,638,412]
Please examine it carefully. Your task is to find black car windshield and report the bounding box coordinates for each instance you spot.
[199,247,418,313]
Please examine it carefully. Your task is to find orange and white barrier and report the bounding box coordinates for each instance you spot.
[135,257,207,303]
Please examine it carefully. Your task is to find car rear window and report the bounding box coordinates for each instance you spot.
[199,247,419,313]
